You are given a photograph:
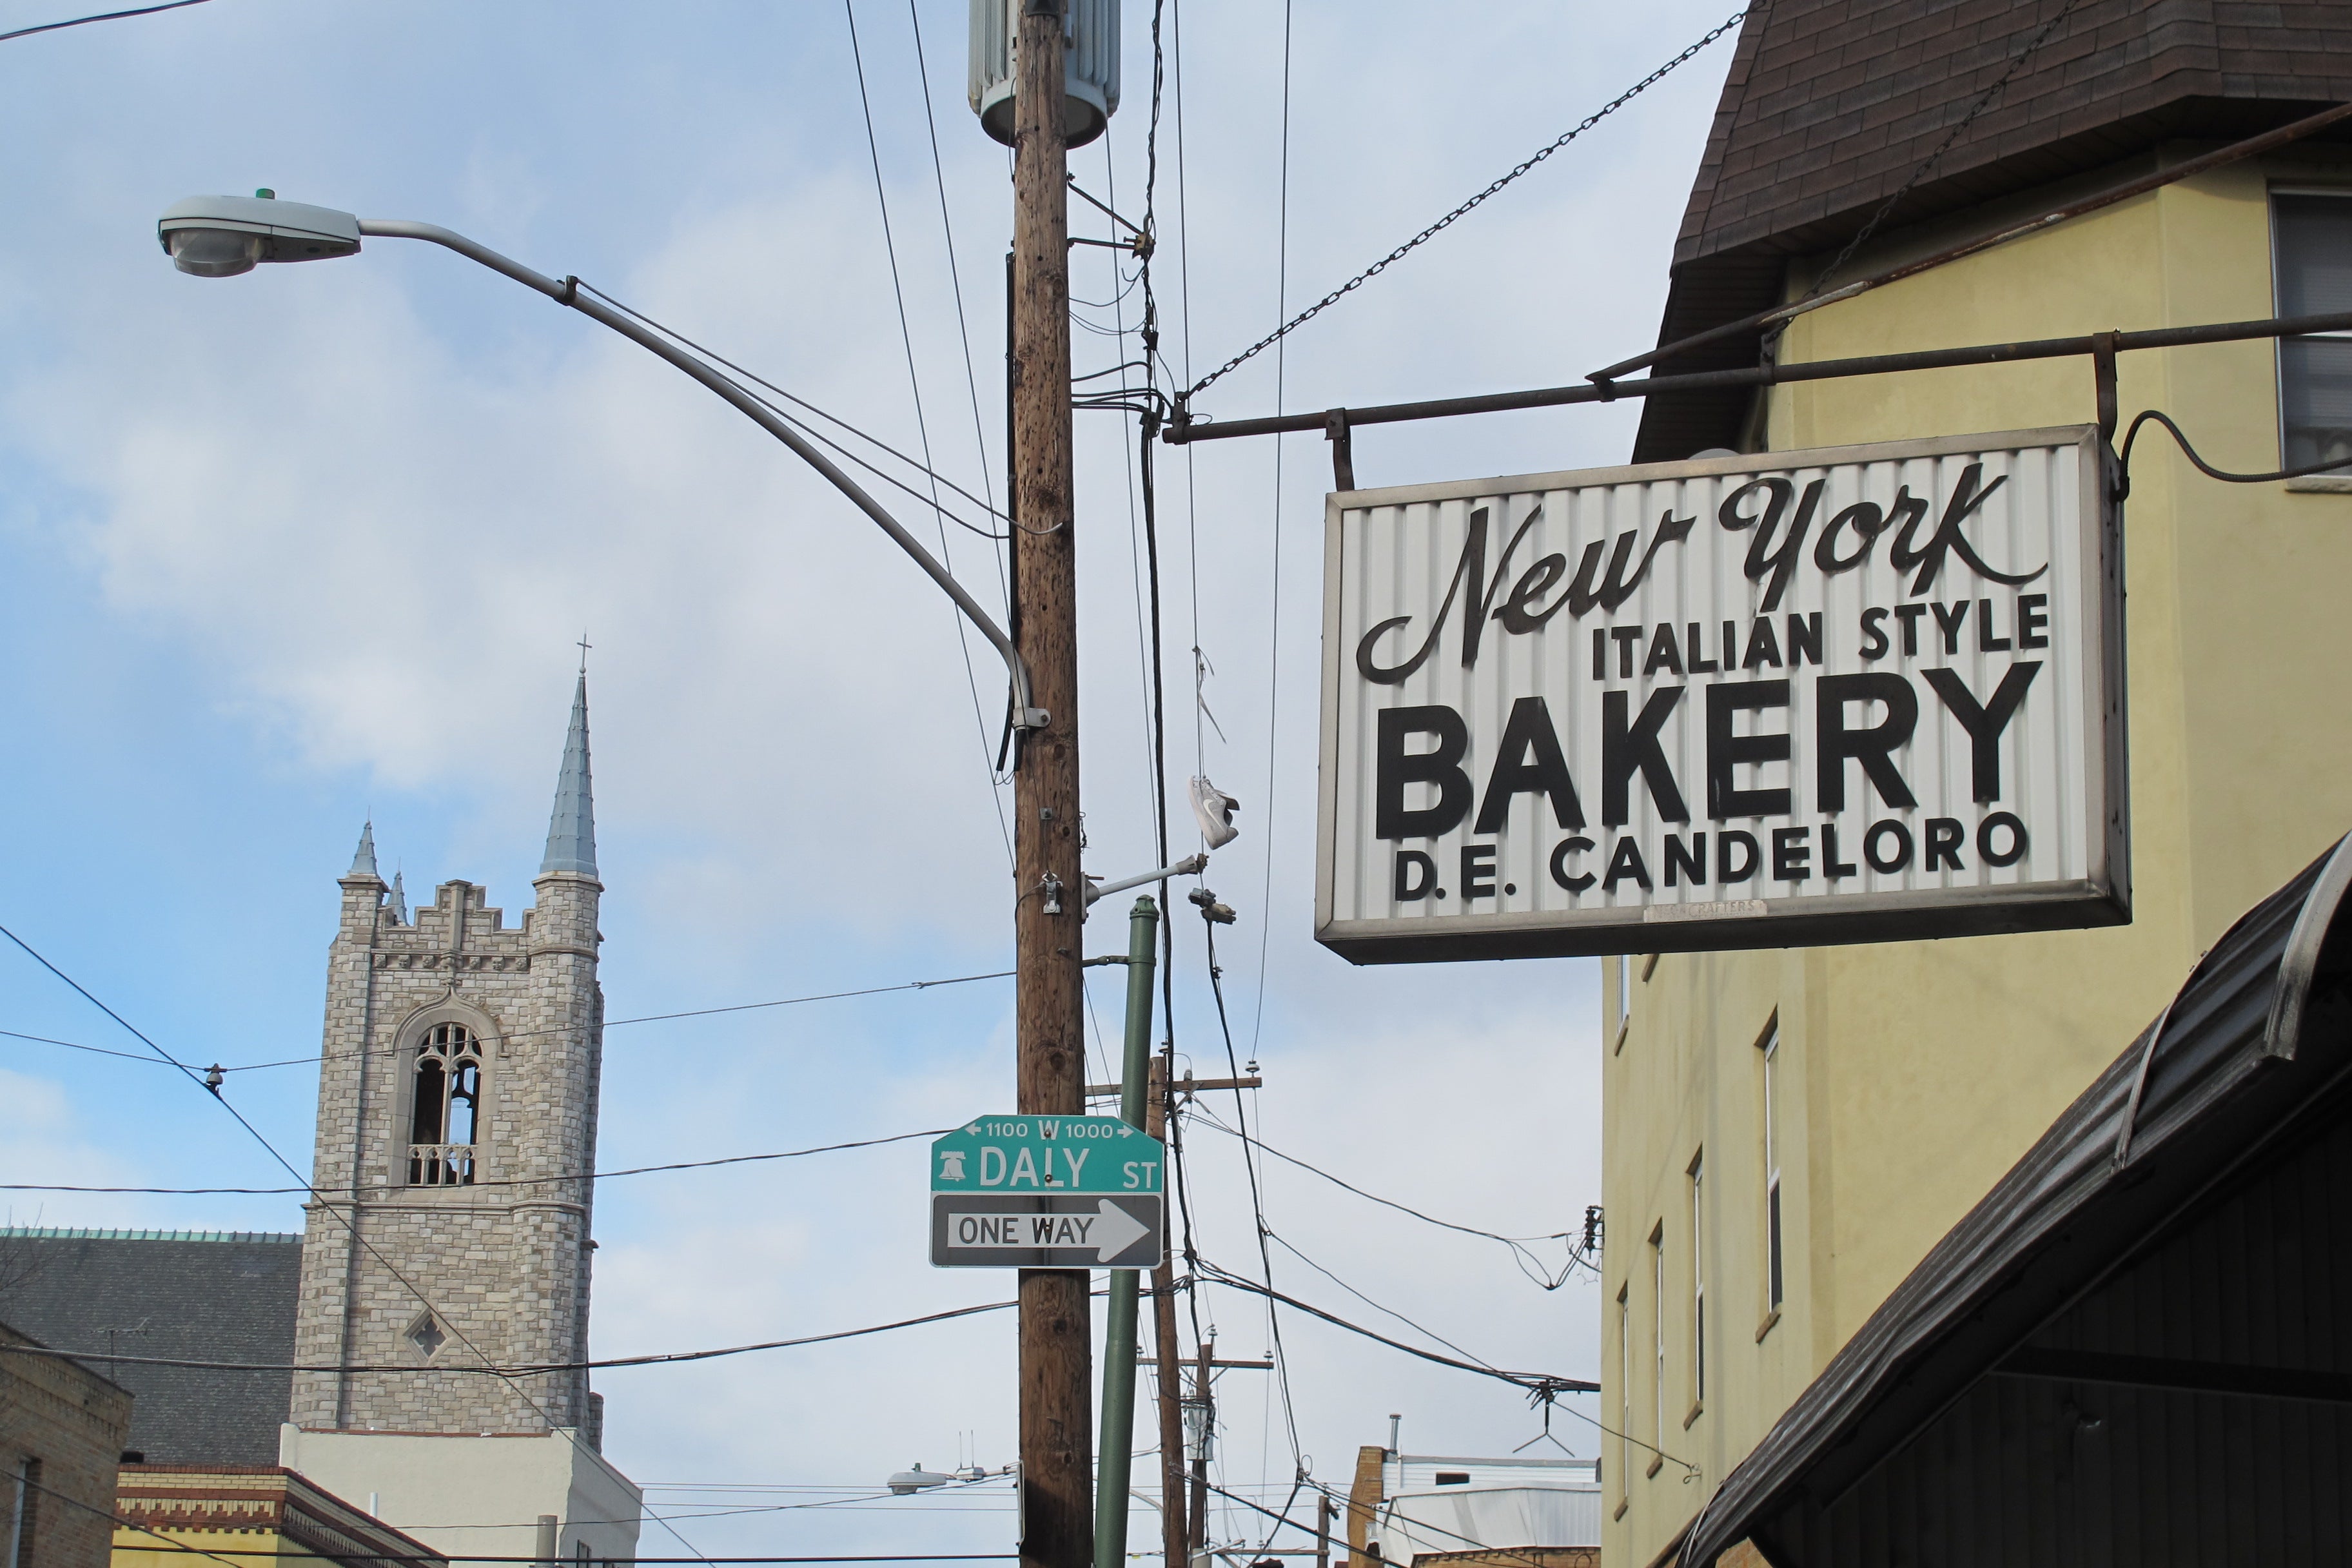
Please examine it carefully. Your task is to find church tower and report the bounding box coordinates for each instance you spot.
[281,676,640,1565]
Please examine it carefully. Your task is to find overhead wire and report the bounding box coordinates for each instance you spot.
[0,917,721,1566]
[0,968,1015,1075]
[0,0,207,44]
[0,1125,946,1195]
[0,1294,1026,1376]
[1184,1104,1596,1287]
[1248,0,1292,1066]
[1179,6,1750,404]
[844,0,1017,844]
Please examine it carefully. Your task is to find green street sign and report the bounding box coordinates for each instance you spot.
[931,1115,1165,1196]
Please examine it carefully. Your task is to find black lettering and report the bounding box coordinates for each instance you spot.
[1923,663,2041,803]
[1821,823,1858,879]
[2017,593,2049,650]
[1814,500,1885,572]
[1494,554,1568,634]
[1741,617,1783,670]
[1602,687,1690,825]
[1376,706,1473,839]
[1786,612,1822,667]
[1772,827,1812,881]
[1393,850,1437,901]
[1977,598,2011,651]
[1859,607,1890,661]
[1664,833,1707,888]
[1612,624,1643,678]
[1567,513,1697,617]
[1864,819,1913,873]
[1887,463,2045,596]
[1816,672,1919,812]
[1475,696,1585,833]
[1548,836,1596,894]
[1718,830,1761,883]
[1977,811,2028,868]
[1706,679,1792,821]
[1643,623,1684,677]
[1930,599,1969,655]
[1925,817,1966,871]
[1461,844,1499,900]
[1592,627,1607,681]
[1684,621,1719,674]
[1892,603,1928,656]
[1603,838,1652,892]
[1356,504,1538,683]
[1720,476,1820,612]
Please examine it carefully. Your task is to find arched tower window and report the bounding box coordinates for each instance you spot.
[407,1023,482,1186]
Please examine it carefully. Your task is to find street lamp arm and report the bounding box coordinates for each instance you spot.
[353,219,1046,737]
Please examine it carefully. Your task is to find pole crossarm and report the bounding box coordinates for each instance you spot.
[353,219,1044,736]
[1163,308,2352,449]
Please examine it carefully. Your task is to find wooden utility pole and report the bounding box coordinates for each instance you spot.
[1188,1338,1215,1559]
[1148,1054,1188,1568]
[1011,5,1087,1568]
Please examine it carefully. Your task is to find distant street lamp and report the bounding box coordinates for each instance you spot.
[155,191,1044,743]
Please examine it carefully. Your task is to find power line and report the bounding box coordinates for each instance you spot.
[844,0,1014,847]
[1189,1258,1594,1396]
[0,0,208,45]
[0,1294,1022,1376]
[0,917,717,1565]
[1184,1105,1596,1287]
[1179,7,1749,405]
[0,1125,945,1195]
[1,969,1015,1074]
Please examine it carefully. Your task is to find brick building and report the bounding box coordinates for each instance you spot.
[1,1321,133,1568]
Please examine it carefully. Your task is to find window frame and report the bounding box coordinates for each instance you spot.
[2269,187,2352,473]
[1648,1221,1666,1474]
[1761,1020,1785,1318]
[1689,1152,1706,1418]
[1616,1284,1632,1502]
[407,1021,484,1186]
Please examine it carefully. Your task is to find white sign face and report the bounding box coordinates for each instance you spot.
[1315,427,2126,963]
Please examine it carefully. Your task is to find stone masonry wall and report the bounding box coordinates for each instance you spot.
[291,872,604,1436]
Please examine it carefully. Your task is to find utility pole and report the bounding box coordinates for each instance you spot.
[1011,5,1086,1568]
[1095,897,1161,1568]
[1188,1338,1214,1562]
[1149,1052,1188,1568]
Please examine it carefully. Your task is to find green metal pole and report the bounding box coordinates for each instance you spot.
[1094,895,1159,1568]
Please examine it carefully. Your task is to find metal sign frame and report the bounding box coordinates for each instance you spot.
[1314,425,2128,963]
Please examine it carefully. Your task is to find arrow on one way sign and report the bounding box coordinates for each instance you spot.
[929,1193,1164,1269]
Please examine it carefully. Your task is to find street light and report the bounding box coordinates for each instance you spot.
[155,191,1044,743]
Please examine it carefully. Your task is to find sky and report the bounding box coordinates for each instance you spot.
[0,0,1738,1558]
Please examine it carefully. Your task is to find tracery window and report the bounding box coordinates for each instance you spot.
[408,1023,481,1186]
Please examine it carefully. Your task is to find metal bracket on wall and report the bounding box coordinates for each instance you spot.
[1325,407,1356,491]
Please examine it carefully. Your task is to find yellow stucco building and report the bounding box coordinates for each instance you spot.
[112,1465,443,1568]
[1599,7,2352,1566]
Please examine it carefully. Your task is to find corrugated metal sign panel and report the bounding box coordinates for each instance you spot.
[1315,426,2128,962]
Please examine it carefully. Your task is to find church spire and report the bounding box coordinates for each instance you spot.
[539,674,598,878]
[347,820,380,879]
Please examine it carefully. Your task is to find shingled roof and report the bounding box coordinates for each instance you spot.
[1633,0,2352,463]
[0,1228,300,1465]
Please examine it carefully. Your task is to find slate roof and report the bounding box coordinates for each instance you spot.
[1634,0,2352,462]
[0,1228,300,1465]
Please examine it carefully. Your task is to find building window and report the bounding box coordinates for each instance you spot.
[8,1458,39,1568]
[409,1022,482,1186]
[1689,1154,1706,1410]
[1761,1022,1784,1313]
[1615,1285,1631,1498]
[1649,1223,1666,1464]
[2273,193,2352,470]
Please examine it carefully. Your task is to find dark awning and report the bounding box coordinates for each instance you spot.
[1682,835,2352,1567]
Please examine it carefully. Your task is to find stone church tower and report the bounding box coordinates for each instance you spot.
[280,676,641,1564]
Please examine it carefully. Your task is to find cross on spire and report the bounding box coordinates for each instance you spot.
[576,632,593,675]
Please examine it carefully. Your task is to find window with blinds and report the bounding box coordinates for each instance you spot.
[2273,193,2352,471]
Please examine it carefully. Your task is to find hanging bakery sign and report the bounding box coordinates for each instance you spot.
[1314,426,2126,963]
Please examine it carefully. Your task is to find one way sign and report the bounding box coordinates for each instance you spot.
[930,1193,1165,1269]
